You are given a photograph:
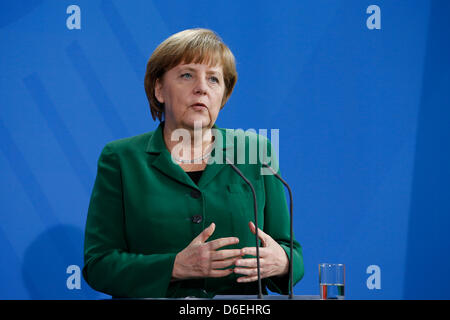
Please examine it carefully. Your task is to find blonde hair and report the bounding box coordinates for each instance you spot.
[144,28,238,121]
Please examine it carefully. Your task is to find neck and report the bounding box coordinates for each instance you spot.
[163,122,214,160]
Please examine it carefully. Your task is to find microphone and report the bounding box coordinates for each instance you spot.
[225,157,263,299]
[262,163,294,299]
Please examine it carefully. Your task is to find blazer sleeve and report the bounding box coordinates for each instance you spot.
[261,139,305,294]
[82,144,177,298]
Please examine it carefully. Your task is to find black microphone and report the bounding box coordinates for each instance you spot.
[262,163,294,299]
[225,157,263,299]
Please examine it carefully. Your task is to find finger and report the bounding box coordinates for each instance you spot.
[234,267,260,277]
[208,237,239,251]
[235,258,259,268]
[208,268,234,278]
[240,246,267,257]
[210,249,243,261]
[192,223,215,244]
[211,257,240,269]
[248,221,269,246]
[236,275,260,283]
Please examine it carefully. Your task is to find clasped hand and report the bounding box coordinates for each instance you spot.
[171,222,289,283]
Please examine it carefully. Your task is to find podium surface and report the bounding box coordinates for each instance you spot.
[125,295,320,300]
[213,295,320,300]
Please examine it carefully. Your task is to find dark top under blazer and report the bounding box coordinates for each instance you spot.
[186,170,204,185]
[83,121,304,298]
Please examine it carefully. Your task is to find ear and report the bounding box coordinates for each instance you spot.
[154,78,165,104]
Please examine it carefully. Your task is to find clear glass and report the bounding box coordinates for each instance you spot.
[319,263,345,300]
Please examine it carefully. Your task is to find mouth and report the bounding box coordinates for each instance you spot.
[190,103,208,110]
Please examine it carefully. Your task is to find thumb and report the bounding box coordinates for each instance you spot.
[248,221,269,246]
[193,222,215,244]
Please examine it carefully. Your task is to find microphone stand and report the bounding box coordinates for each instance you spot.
[262,163,294,299]
[225,158,263,299]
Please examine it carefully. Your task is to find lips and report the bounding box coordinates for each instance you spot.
[190,102,207,109]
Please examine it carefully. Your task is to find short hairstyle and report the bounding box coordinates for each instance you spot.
[144,28,238,121]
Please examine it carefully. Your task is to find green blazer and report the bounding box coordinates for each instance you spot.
[83,122,304,298]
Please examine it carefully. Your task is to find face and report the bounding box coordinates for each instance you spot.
[155,62,226,131]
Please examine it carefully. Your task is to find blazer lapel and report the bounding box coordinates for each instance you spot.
[145,122,198,189]
[145,122,234,190]
[197,127,234,189]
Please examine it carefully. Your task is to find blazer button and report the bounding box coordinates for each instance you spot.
[191,215,203,224]
[190,190,201,199]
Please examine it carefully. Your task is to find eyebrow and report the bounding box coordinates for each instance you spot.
[179,66,223,76]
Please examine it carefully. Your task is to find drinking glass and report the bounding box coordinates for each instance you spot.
[319,263,345,300]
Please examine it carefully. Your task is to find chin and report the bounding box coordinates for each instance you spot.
[183,117,211,129]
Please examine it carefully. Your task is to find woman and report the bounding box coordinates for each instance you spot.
[83,28,304,298]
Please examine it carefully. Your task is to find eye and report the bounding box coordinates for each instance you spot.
[209,76,220,84]
[181,73,192,79]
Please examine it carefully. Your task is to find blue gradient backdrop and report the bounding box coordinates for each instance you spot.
[1,0,449,299]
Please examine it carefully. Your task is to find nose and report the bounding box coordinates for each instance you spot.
[193,76,208,95]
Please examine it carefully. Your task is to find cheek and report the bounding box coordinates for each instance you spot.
[212,87,226,108]
[164,86,185,107]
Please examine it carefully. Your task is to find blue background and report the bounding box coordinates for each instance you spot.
[1,0,449,299]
